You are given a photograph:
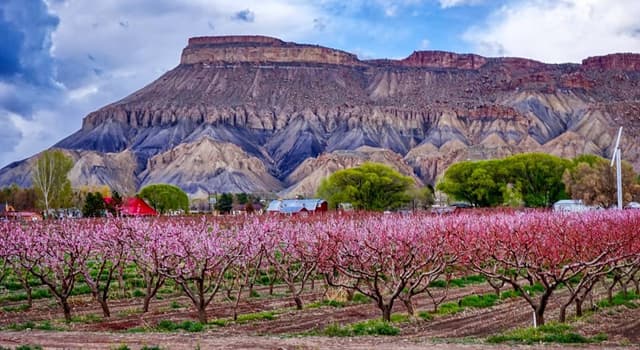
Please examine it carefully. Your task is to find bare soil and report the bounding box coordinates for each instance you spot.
[0,282,638,349]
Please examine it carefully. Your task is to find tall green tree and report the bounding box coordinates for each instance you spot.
[82,192,106,217]
[437,160,505,207]
[215,193,233,214]
[138,184,189,214]
[503,153,570,207]
[438,153,569,208]
[31,149,74,212]
[317,162,414,211]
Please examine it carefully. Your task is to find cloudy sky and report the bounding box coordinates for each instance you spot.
[1,0,640,168]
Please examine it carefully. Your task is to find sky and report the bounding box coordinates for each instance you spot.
[1,0,640,168]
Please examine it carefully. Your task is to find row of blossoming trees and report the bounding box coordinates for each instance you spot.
[1,210,639,325]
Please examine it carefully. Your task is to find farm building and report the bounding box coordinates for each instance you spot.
[104,197,158,216]
[266,199,328,215]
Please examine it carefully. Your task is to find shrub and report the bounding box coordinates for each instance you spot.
[157,320,204,332]
[487,323,606,344]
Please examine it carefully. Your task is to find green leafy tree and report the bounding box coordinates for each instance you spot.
[408,186,435,210]
[503,153,570,207]
[316,162,414,211]
[438,153,569,208]
[215,193,233,214]
[138,184,189,214]
[235,193,249,205]
[437,160,505,207]
[82,192,106,217]
[31,149,74,212]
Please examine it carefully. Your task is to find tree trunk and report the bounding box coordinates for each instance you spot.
[98,296,110,318]
[232,284,244,321]
[19,274,32,309]
[288,282,303,310]
[381,303,393,322]
[197,306,207,323]
[534,308,545,327]
[403,297,415,317]
[575,298,583,317]
[558,303,569,323]
[61,298,72,322]
[142,294,152,313]
[118,264,125,298]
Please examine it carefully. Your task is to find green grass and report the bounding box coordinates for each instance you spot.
[351,292,370,304]
[209,310,279,327]
[132,289,145,298]
[418,311,433,321]
[0,287,51,303]
[487,323,607,344]
[209,319,228,327]
[419,293,499,319]
[306,299,346,309]
[69,283,92,296]
[6,320,57,331]
[430,274,486,288]
[2,304,30,312]
[597,291,639,309]
[15,346,43,350]
[70,313,102,323]
[140,346,163,350]
[169,301,183,309]
[235,310,277,323]
[459,293,498,308]
[112,345,131,350]
[323,319,400,337]
[156,320,204,332]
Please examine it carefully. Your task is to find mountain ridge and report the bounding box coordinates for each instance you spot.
[1,35,639,197]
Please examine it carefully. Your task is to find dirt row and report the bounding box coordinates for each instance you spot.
[0,280,639,349]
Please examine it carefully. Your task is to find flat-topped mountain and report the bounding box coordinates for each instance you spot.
[1,35,639,197]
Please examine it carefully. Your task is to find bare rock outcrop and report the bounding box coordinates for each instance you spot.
[582,53,640,71]
[2,36,640,196]
[283,146,422,197]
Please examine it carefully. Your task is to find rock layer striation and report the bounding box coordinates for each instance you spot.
[1,36,640,196]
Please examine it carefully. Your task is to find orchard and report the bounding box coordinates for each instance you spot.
[0,210,639,345]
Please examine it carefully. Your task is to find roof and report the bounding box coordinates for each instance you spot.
[120,197,158,216]
[266,199,327,213]
[553,199,584,205]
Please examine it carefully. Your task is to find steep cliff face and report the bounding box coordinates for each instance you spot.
[1,36,639,196]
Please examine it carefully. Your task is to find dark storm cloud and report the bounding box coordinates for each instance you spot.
[232,9,255,22]
[0,0,61,117]
[0,0,59,86]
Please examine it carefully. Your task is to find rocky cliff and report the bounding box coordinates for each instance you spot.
[1,36,639,197]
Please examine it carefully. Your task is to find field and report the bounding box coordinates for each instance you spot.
[0,211,639,349]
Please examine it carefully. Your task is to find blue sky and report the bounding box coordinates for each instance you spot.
[1,0,640,168]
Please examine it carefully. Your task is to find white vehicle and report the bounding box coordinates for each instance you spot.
[552,199,593,212]
[626,201,640,209]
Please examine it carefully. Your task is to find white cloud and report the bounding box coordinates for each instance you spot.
[439,0,482,8]
[463,0,640,63]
